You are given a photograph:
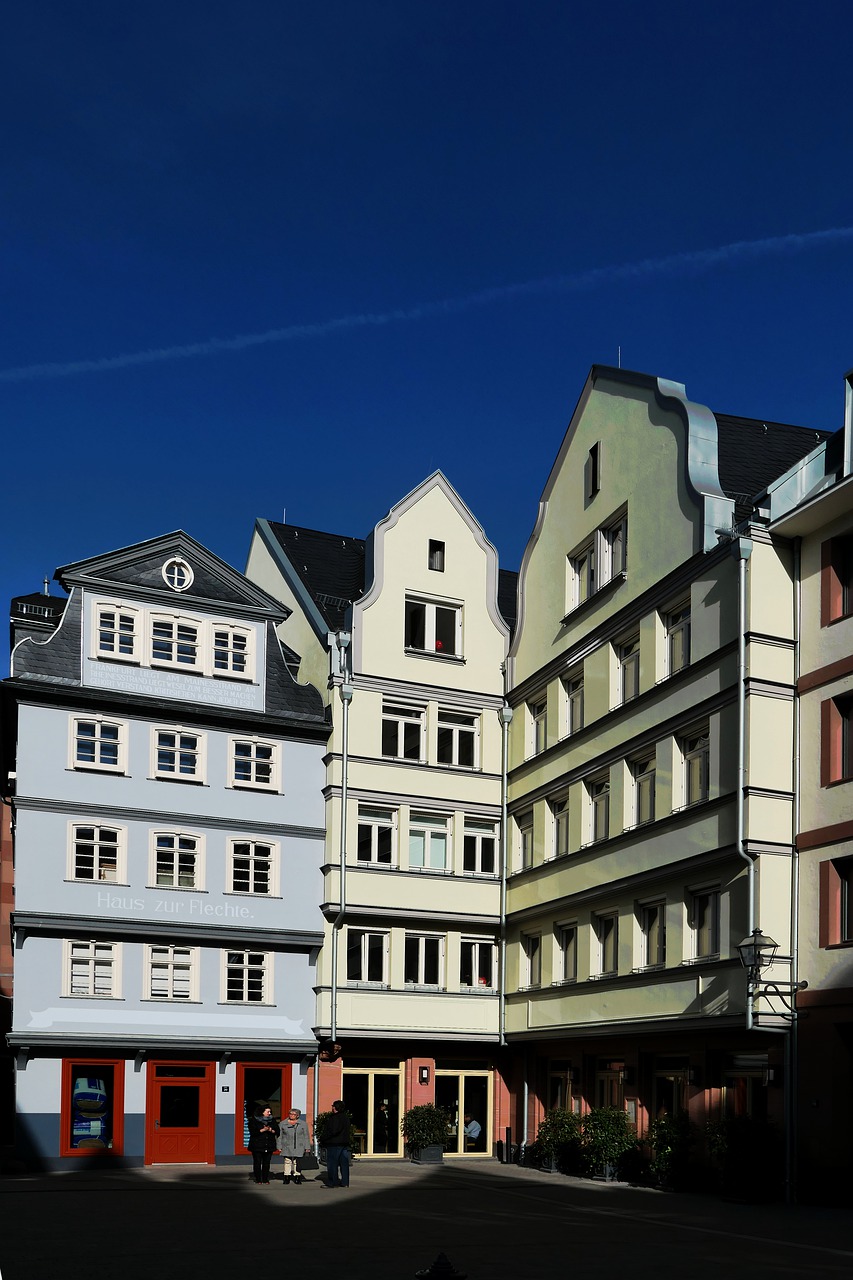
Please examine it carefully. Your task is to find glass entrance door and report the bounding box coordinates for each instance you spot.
[342,1068,402,1156]
[434,1071,491,1155]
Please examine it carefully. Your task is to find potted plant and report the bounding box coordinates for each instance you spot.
[647,1112,696,1190]
[535,1107,583,1174]
[401,1104,450,1164]
[581,1106,637,1181]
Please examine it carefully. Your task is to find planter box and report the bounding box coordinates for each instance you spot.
[411,1143,444,1164]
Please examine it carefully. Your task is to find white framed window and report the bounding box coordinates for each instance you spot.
[409,811,449,871]
[64,940,120,998]
[603,514,628,579]
[666,604,691,675]
[150,831,204,890]
[69,824,124,883]
[229,737,278,791]
[556,923,578,983]
[146,944,198,1001]
[690,888,720,959]
[517,810,534,870]
[162,556,194,592]
[212,625,253,679]
[566,512,628,614]
[228,839,278,895]
[70,716,126,773]
[522,933,542,988]
[404,595,462,658]
[357,806,396,866]
[404,933,444,987]
[94,601,140,662]
[149,614,201,670]
[641,901,666,968]
[437,709,479,768]
[346,929,388,984]
[683,728,710,806]
[595,912,618,976]
[463,820,497,876]
[460,938,495,989]
[428,539,445,572]
[381,703,424,761]
[550,795,570,858]
[618,636,640,704]
[588,776,610,842]
[564,673,584,735]
[633,755,656,825]
[570,542,595,607]
[152,727,205,782]
[529,697,548,756]
[223,949,271,1003]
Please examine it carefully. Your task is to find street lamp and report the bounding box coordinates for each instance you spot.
[735,928,779,982]
[735,927,806,1016]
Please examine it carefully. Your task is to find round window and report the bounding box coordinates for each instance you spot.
[162,557,194,592]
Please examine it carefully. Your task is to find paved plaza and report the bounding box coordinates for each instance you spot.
[2,1160,852,1280]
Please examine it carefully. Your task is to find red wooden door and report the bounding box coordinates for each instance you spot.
[146,1063,214,1164]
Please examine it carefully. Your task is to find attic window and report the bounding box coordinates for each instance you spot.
[586,443,600,500]
[162,558,193,593]
[428,540,445,572]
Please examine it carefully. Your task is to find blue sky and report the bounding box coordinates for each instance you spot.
[4,1,853,642]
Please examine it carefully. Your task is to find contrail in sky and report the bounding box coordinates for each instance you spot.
[2,226,852,384]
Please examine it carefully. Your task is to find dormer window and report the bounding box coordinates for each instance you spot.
[428,540,445,572]
[162,557,194,592]
[95,602,140,662]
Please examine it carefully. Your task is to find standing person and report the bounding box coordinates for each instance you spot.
[247,1104,280,1184]
[374,1102,391,1153]
[322,1099,351,1188]
[279,1106,310,1185]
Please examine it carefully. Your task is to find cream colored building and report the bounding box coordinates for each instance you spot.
[761,377,853,1195]
[246,473,515,1156]
[503,366,828,1177]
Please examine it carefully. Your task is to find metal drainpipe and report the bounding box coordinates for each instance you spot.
[734,537,755,1031]
[329,633,352,1045]
[498,702,513,1047]
[788,536,802,1202]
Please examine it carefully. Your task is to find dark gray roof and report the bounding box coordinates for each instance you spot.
[266,520,518,634]
[267,523,366,631]
[714,414,832,523]
[10,592,68,625]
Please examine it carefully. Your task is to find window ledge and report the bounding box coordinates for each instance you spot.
[588,971,618,981]
[550,978,577,987]
[147,885,207,893]
[561,569,626,625]
[346,982,391,991]
[404,648,466,665]
[66,879,130,887]
[680,954,721,966]
[61,994,123,1000]
[460,985,496,994]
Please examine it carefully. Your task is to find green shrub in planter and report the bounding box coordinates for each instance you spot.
[647,1112,696,1189]
[535,1108,584,1175]
[581,1107,638,1181]
[400,1104,451,1161]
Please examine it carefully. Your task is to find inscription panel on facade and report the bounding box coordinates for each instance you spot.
[85,659,263,711]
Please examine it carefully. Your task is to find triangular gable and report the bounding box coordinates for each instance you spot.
[56,531,290,620]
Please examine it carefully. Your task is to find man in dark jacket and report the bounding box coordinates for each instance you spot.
[322,1099,350,1188]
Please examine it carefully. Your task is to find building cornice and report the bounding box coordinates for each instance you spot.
[12,911,323,951]
[14,795,325,841]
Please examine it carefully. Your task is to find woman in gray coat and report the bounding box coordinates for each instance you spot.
[279,1107,311,1184]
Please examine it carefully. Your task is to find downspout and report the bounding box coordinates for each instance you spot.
[734,537,755,1030]
[498,702,513,1046]
[788,536,802,1202]
[329,632,352,1045]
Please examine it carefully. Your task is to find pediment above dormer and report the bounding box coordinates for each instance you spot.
[56,531,290,621]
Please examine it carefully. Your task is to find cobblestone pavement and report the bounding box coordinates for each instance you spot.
[2,1160,852,1280]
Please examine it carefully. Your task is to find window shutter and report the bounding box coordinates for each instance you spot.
[819,859,842,947]
[822,538,843,626]
[821,697,843,787]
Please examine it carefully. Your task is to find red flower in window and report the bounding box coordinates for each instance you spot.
[435,640,444,651]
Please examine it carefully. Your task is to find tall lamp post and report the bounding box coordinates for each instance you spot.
[735,928,807,1203]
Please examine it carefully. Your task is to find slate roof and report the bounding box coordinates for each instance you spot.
[10,593,68,626]
[714,414,832,523]
[266,520,519,634]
